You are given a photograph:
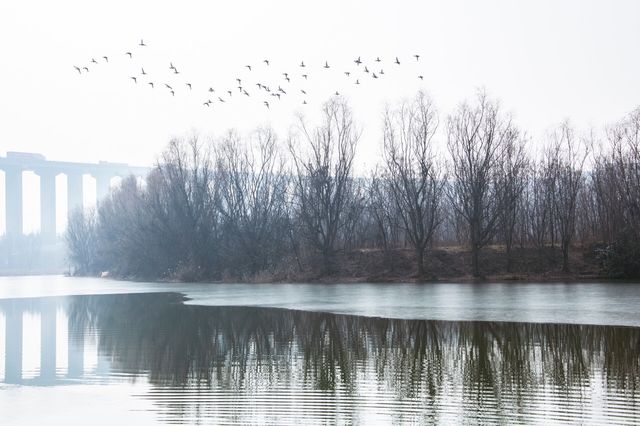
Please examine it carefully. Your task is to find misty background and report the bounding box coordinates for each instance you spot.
[1,0,639,235]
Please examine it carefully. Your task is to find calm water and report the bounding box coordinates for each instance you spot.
[1,287,639,424]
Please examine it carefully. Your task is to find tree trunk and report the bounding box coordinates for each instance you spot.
[472,245,481,278]
[416,246,425,278]
[562,242,570,273]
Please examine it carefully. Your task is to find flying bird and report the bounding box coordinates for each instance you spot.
[263,59,269,65]
[301,89,307,94]
[148,82,154,88]
[364,66,369,73]
[324,61,330,69]
[169,62,176,70]
[227,90,232,96]
[334,91,340,95]
[418,75,424,80]
[91,58,98,64]
[165,83,173,89]
[283,72,288,78]
[245,65,252,71]
[302,74,308,79]
[236,78,242,84]
[126,52,132,58]
[264,101,269,108]
[344,71,351,77]
[173,68,179,74]
[243,90,249,96]
[372,73,378,79]
[130,76,137,83]
[103,56,108,62]
[139,39,146,47]
[186,83,192,90]
[83,67,89,72]
[278,86,286,94]
[355,79,360,85]
[141,68,147,75]
[170,90,175,96]
[354,56,362,65]
[303,100,307,105]
[414,54,420,61]
[203,102,211,107]
[395,57,400,65]
[218,97,225,103]
[375,57,381,62]
[299,61,306,67]
[209,87,215,92]
[380,69,385,75]
[74,66,81,74]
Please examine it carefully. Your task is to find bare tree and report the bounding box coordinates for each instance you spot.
[382,92,446,277]
[447,92,522,277]
[545,123,587,272]
[217,128,290,275]
[66,207,99,275]
[288,97,361,273]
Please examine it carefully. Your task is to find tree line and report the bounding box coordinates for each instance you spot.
[66,91,640,280]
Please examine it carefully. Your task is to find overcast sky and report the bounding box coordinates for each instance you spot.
[1,0,640,233]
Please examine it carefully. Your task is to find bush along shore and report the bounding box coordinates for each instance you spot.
[66,93,640,283]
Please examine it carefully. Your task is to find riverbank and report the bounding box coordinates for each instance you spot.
[212,244,606,284]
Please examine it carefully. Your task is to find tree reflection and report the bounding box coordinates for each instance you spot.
[64,293,640,400]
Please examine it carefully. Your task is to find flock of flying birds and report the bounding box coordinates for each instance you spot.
[73,39,426,110]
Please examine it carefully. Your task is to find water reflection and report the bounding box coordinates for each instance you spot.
[1,293,639,424]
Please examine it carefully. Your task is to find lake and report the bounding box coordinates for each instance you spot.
[1,276,639,424]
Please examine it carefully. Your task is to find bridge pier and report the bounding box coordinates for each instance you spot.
[66,172,84,216]
[4,167,23,237]
[37,170,57,240]
[95,173,112,203]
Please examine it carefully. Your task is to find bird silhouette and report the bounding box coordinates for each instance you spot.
[300,61,306,67]
[301,89,307,94]
[236,78,242,85]
[165,84,172,89]
[285,76,291,82]
[264,101,269,108]
[83,67,89,72]
[91,58,98,64]
[103,56,108,62]
[169,62,176,70]
[227,90,232,96]
[263,59,269,65]
[414,54,420,61]
[324,61,330,69]
[243,90,249,96]
[186,83,192,90]
[278,86,286,94]
[303,100,307,105]
[302,74,308,79]
[209,87,215,92]
[375,57,381,62]
[364,66,369,73]
[141,68,147,75]
[395,57,400,65]
[204,101,211,107]
[218,97,225,103]
[344,71,351,76]
[256,83,262,89]
[74,66,81,74]
[372,73,378,79]
[245,65,252,71]
[126,52,132,58]
[418,75,424,80]
[335,91,340,95]
[139,39,146,47]
[148,82,154,88]
[283,72,288,78]
[355,79,360,85]
[170,90,175,96]
[237,86,243,92]
[130,76,137,83]
[380,69,385,75]
[354,56,362,65]
[173,68,179,74]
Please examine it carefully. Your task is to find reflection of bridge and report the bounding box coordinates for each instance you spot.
[0,152,150,239]
[1,297,108,386]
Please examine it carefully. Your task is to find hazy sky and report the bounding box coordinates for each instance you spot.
[1,0,640,233]
[1,0,639,166]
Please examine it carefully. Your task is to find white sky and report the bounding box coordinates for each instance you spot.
[1,0,639,233]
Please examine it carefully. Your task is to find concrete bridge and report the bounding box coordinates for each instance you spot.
[1,152,150,239]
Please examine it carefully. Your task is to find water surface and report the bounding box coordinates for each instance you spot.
[1,293,639,424]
